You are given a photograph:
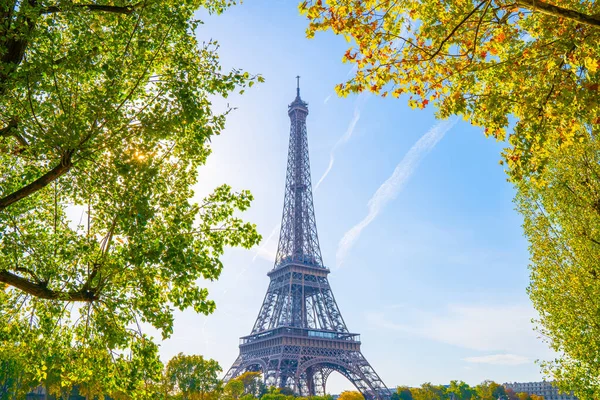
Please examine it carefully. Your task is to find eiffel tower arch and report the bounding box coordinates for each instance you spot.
[225,79,390,400]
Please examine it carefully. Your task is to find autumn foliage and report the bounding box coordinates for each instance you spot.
[301,0,600,181]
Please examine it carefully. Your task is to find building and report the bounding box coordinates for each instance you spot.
[503,381,577,400]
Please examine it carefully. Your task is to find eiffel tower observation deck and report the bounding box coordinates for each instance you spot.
[224,78,389,400]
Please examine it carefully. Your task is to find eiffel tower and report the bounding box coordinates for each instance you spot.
[224,78,389,400]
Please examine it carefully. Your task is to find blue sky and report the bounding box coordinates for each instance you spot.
[158,0,554,391]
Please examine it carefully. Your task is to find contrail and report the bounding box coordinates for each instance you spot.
[335,118,457,267]
[315,94,368,190]
[252,223,280,263]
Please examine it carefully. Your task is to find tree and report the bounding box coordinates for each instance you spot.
[260,387,294,400]
[166,354,222,400]
[410,383,446,400]
[475,380,504,400]
[392,386,413,400]
[0,349,31,400]
[236,371,266,398]
[301,0,600,181]
[315,395,335,400]
[505,388,520,400]
[492,383,507,399]
[224,379,245,400]
[278,387,295,396]
[447,381,475,400]
[338,391,365,400]
[0,0,261,396]
[222,372,266,400]
[516,135,600,397]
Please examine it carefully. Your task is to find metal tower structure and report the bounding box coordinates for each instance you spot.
[225,78,389,400]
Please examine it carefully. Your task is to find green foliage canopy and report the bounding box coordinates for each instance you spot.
[409,383,446,400]
[337,391,364,400]
[166,353,222,400]
[0,0,261,396]
[224,380,245,400]
[474,380,505,400]
[447,381,475,400]
[517,137,600,397]
[225,371,266,399]
[391,386,413,400]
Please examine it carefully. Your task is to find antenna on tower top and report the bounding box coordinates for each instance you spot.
[296,75,300,97]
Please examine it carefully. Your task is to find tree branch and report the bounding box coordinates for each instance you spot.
[0,118,28,147]
[537,44,576,117]
[427,0,489,60]
[0,150,73,211]
[470,0,492,60]
[0,270,98,302]
[41,2,141,15]
[516,0,600,28]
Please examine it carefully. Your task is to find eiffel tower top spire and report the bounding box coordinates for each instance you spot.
[274,79,323,269]
[289,76,308,113]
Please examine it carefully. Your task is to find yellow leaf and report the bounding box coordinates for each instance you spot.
[585,56,598,73]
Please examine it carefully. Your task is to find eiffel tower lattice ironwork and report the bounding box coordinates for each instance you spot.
[224,79,390,400]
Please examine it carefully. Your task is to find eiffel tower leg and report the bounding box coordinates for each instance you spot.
[312,367,333,396]
[224,355,244,382]
[319,369,327,396]
[295,370,307,397]
[278,359,286,389]
[344,352,389,400]
[265,360,278,388]
[305,366,315,396]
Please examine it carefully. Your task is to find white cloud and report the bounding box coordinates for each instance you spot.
[463,354,530,366]
[335,118,456,267]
